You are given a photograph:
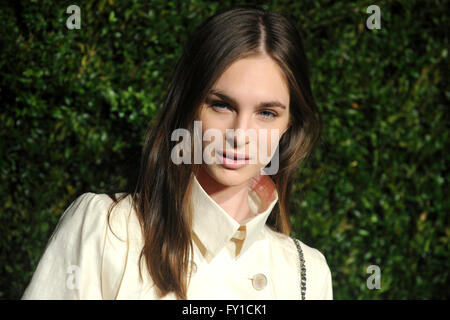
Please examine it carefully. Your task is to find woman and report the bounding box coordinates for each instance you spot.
[22,6,332,300]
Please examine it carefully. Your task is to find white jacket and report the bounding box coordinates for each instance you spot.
[21,174,333,300]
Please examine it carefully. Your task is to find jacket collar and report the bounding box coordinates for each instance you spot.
[191,173,278,261]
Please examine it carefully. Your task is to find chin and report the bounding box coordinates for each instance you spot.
[205,164,261,187]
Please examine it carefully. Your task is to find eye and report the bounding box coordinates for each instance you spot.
[259,110,278,119]
[210,101,232,112]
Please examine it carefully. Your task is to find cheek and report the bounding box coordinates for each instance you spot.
[257,128,282,154]
[199,120,225,154]
[199,109,227,133]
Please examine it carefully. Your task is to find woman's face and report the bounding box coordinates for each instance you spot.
[197,54,291,187]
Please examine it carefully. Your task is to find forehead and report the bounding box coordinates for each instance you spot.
[211,55,290,106]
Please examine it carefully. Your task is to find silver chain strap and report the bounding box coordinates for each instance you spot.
[292,238,306,300]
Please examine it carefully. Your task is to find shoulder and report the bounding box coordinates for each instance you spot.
[264,226,328,267]
[22,192,137,300]
[57,193,111,230]
[60,192,113,221]
[53,192,134,244]
[264,226,333,299]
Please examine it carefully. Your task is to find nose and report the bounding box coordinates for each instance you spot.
[225,113,252,148]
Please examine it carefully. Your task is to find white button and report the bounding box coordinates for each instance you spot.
[251,273,267,290]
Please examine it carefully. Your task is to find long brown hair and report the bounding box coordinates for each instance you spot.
[105,5,322,300]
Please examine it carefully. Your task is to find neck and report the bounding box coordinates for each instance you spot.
[195,168,253,223]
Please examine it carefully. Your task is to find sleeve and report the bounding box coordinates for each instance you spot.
[21,193,110,300]
[316,251,333,300]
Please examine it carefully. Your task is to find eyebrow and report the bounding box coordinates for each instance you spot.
[207,89,287,110]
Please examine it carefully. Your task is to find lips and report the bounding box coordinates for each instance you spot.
[217,150,249,161]
[215,149,250,170]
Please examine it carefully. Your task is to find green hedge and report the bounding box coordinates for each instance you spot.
[1,0,448,299]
